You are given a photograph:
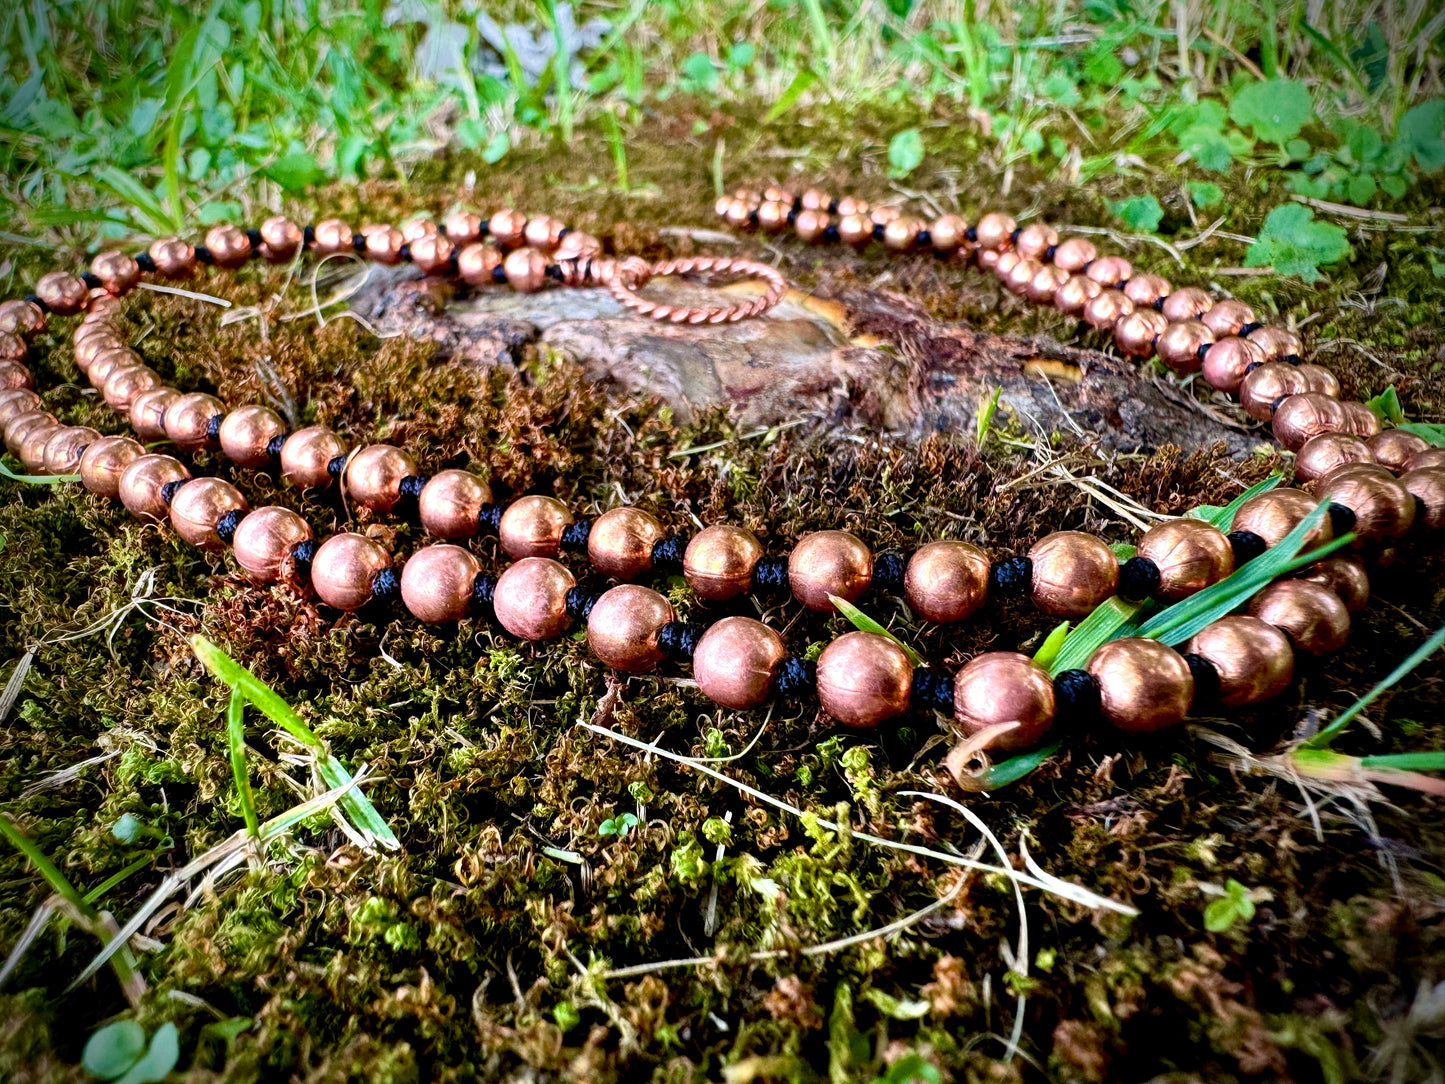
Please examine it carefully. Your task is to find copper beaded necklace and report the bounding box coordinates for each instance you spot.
[1,190,1443,758]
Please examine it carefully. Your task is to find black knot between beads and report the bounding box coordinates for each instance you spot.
[964,225,978,243]
[81,271,104,288]
[916,228,932,248]
[747,209,760,227]
[398,474,428,500]
[302,225,316,248]
[871,222,887,242]
[327,454,348,478]
[566,587,599,621]
[1184,653,1221,706]
[786,207,799,226]
[351,233,367,251]
[206,412,224,441]
[1270,394,1289,415]
[651,535,688,572]
[1118,555,1161,602]
[560,519,592,552]
[1280,353,1301,366]
[1044,244,1058,262]
[658,621,706,662]
[544,264,564,282]
[1244,361,1262,375]
[1009,227,1022,244]
[822,224,841,243]
[774,655,816,700]
[265,434,286,458]
[990,556,1032,598]
[478,504,503,534]
[135,253,157,273]
[873,552,906,594]
[246,228,263,252]
[1240,321,1263,336]
[160,478,186,506]
[214,509,243,545]
[1197,343,1212,363]
[397,242,412,262]
[911,669,954,715]
[193,247,214,266]
[1053,668,1100,724]
[1328,502,1357,535]
[1228,530,1268,565]
[472,572,497,610]
[826,199,839,214]
[754,557,789,592]
[290,538,317,582]
[23,293,48,313]
[370,566,400,603]
[491,264,508,284]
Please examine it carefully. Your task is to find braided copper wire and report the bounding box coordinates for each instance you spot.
[604,256,788,324]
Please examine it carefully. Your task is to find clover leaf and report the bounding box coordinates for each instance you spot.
[1204,879,1256,933]
[1229,78,1313,145]
[82,1022,179,1084]
[1396,98,1445,172]
[1108,194,1163,232]
[887,128,924,179]
[1244,203,1349,283]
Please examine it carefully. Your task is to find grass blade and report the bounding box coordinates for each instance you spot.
[0,461,80,484]
[1186,473,1284,530]
[982,740,1066,790]
[227,690,261,841]
[1361,751,1445,772]
[1049,597,1145,675]
[1032,622,1070,671]
[830,595,925,667]
[762,68,818,123]
[1306,624,1445,749]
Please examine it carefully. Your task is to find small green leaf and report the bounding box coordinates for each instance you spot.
[975,386,1002,446]
[1396,422,1445,447]
[1244,203,1350,283]
[115,1023,179,1084]
[82,1021,147,1080]
[763,69,817,123]
[1107,194,1163,232]
[481,131,510,164]
[1396,98,1445,173]
[1364,386,1404,425]
[861,987,932,1020]
[829,595,926,667]
[887,128,924,179]
[681,52,719,93]
[263,149,324,192]
[1033,622,1070,670]
[981,739,1066,789]
[1188,181,1223,209]
[1230,78,1313,144]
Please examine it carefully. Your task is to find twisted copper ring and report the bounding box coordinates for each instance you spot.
[604,255,788,324]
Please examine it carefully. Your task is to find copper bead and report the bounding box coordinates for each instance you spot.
[974,213,1017,251]
[3,408,52,454]
[0,332,26,363]
[0,387,41,425]
[904,540,989,623]
[929,214,967,252]
[489,209,528,248]
[409,233,455,276]
[35,271,89,314]
[498,495,574,559]
[588,507,665,581]
[952,652,1055,750]
[692,617,787,710]
[17,419,61,473]
[168,475,248,549]
[1339,402,1381,439]
[310,533,393,612]
[1051,238,1097,272]
[401,545,481,624]
[280,426,347,489]
[815,632,913,728]
[1239,362,1309,422]
[418,469,491,539]
[1155,320,1214,375]
[1231,488,1331,549]
[1272,393,1346,452]
[1405,448,1445,472]
[1185,616,1294,707]
[1200,299,1254,338]
[1083,289,1134,330]
[1316,469,1415,542]
[163,392,225,453]
[1247,326,1303,360]
[1087,638,1193,732]
[362,225,404,264]
[1296,364,1340,398]
[503,248,548,293]
[1200,337,1265,395]
[1136,518,1234,599]
[79,435,144,498]
[587,584,674,673]
[343,444,418,513]
[0,300,45,336]
[1114,310,1168,358]
[444,211,483,244]
[1298,556,1371,612]
[1123,273,1172,307]
[232,506,312,584]
[118,454,190,521]
[205,225,252,268]
[218,405,286,469]
[90,251,141,295]
[1014,223,1058,261]
[458,243,503,286]
[789,530,872,611]
[1400,468,1445,531]
[313,219,355,256]
[493,558,576,641]
[1250,580,1350,656]
[102,364,163,413]
[1294,433,1374,483]
[42,425,100,475]
[1161,287,1213,323]
[1366,430,1428,474]
[148,238,196,278]
[259,216,303,262]
[684,525,764,601]
[1029,532,1119,618]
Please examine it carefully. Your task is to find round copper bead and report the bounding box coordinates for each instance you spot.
[1316,470,1415,542]
[400,545,481,624]
[588,507,666,581]
[1123,273,1172,307]
[1051,238,1097,272]
[952,652,1055,751]
[1232,488,1331,549]
[162,392,225,453]
[204,225,252,268]
[85,295,124,321]
[1156,320,1214,375]
[400,218,438,243]
[418,470,491,540]
[503,248,548,293]
[1400,468,1445,532]
[87,347,142,388]
[101,364,162,413]
[1200,299,1255,338]
[882,216,921,250]
[0,300,46,336]
[993,250,1022,283]
[311,533,393,612]
[1025,264,1069,304]
[1366,430,1428,474]
[587,584,674,673]
[1003,257,1043,296]
[1136,518,1234,599]
[974,213,1017,251]
[217,405,286,469]
[1087,638,1194,732]
[1298,556,1371,612]
[1296,364,1340,398]
[1250,580,1350,656]
[129,387,180,442]
[1083,289,1134,330]
[754,201,787,231]
[493,558,576,641]
[1239,362,1310,422]
[0,331,26,363]
[1405,448,1445,472]
[148,238,195,278]
[1312,461,1392,491]
[41,426,101,475]
[974,248,1001,272]
[443,212,483,244]
[1084,256,1131,286]
[280,426,346,490]
[4,412,55,460]
[18,420,63,473]
[409,233,455,276]
[1053,275,1104,316]
[815,632,913,729]
[312,219,355,256]
[343,444,418,514]
[1185,616,1294,707]
[1247,326,1303,360]
[683,525,764,601]
[458,243,503,286]
[870,205,901,228]
[1029,531,1119,618]
[0,387,40,425]
[499,495,574,559]
[1161,287,1213,323]
[489,209,528,248]
[1114,310,1168,358]
[169,477,247,549]
[789,530,872,611]
[1272,393,1346,451]
[79,435,143,498]
[258,216,303,262]
[1295,433,1374,483]
[1339,402,1381,439]
[725,199,756,229]
[1014,223,1058,261]
[232,506,312,584]
[523,215,566,251]
[929,214,967,252]
[692,617,787,711]
[836,196,868,218]
[118,453,190,522]
[362,225,405,264]
[835,212,870,246]
[904,540,989,624]
[35,271,89,314]
[796,209,831,243]
[73,334,122,374]
[90,251,141,295]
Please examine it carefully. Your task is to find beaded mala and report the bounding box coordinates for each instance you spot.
[1,195,1443,764]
